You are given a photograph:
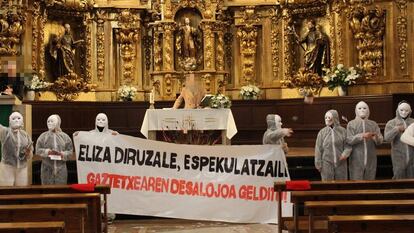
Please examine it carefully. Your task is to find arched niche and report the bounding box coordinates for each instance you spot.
[174,8,204,71]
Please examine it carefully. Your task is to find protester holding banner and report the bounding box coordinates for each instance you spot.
[0,112,33,186]
[90,113,117,223]
[263,114,293,153]
[315,109,351,181]
[36,114,73,185]
[91,113,118,135]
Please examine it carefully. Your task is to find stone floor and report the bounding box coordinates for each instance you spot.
[108,218,278,233]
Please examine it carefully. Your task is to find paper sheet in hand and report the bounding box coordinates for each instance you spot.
[49,155,62,160]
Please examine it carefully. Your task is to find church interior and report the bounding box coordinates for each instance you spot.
[1,0,414,232]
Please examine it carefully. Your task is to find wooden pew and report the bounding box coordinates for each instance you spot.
[0,185,110,233]
[0,221,65,233]
[306,200,414,233]
[274,179,414,233]
[0,203,87,233]
[290,189,414,233]
[0,193,100,233]
[328,215,414,233]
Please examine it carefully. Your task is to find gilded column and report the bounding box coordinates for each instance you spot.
[153,24,163,71]
[216,30,225,71]
[236,6,259,84]
[396,0,408,73]
[200,21,215,71]
[115,10,140,85]
[332,0,345,65]
[162,23,175,71]
[281,8,293,82]
[270,8,281,80]
[84,12,92,83]
[95,10,106,82]
[31,2,40,72]
[38,9,47,79]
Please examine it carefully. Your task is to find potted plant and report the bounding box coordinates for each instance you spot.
[323,64,363,96]
[240,84,261,100]
[117,85,137,101]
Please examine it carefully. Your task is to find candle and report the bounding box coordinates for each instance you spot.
[149,89,155,104]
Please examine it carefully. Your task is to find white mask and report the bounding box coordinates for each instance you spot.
[356,101,369,119]
[274,115,282,129]
[47,115,59,131]
[9,112,23,129]
[325,111,333,126]
[398,103,411,119]
[96,113,108,128]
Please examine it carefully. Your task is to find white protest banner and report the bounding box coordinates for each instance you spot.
[74,132,292,223]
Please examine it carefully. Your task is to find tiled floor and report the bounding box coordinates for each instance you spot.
[108,218,278,233]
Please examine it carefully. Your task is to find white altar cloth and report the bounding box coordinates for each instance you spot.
[140,109,238,139]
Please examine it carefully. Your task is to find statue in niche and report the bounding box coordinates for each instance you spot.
[49,23,84,79]
[292,19,330,76]
[175,17,202,71]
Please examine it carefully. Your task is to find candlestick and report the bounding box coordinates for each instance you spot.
[149,89,155,104]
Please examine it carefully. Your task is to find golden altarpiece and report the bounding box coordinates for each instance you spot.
[1,0,414,101]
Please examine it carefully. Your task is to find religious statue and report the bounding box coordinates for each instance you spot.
[175,17,202,71]
[172,73,206,109]
[49,23,84,79]
[292,19,330,76]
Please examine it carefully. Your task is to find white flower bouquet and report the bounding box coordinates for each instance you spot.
[117,85,137,101]
[26,75,50,91]
[323,64,363,91]
[240,84,261,100]
[209,94,231,109]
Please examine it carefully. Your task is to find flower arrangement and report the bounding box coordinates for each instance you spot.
[240,84,261,100]
[323,64,362,91]
[209,94,232,109]
[26,74,50,91]
[117,85,137,101]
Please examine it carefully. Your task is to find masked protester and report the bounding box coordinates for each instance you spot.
[263,114,293,154]
[385,102,414,179]
[36,114,73,185]
[347,101,383,180]
[315,110,351,181]
[0,112,33,186]
[89,113,117,223]
[90,113,118,135]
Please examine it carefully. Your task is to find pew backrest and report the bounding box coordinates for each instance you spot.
[0,193,100,233]
[0,221,65,233]
[328,215,414,233]
[0,203,87,233]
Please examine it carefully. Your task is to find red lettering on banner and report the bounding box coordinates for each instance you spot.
[239,185,276,201]
[87,173,95,184]
[84,173,280,202]
[141,176,148,191]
